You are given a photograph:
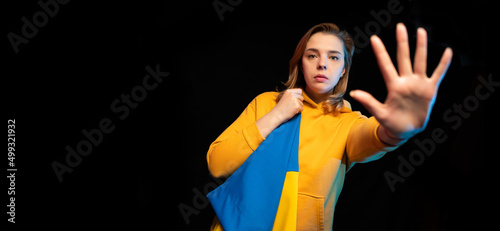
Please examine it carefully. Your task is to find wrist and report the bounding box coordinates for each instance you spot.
[377,125,408,146]
[268,108,287,126]
[256,109,285,139]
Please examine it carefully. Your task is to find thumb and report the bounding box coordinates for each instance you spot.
[350,90,385,117]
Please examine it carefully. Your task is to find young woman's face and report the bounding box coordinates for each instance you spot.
[301,32,345,96]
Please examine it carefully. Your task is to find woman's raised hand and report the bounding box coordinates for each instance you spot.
[256,89,303,139]
[272,89,304,123]
[350,23,453,141]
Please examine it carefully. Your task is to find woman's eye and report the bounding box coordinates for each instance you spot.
[307,54,317,59]
[330,56,339,60]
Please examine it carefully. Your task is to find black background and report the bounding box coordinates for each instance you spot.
[4,0,495,230]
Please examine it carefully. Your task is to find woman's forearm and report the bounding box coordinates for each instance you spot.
[255,109,284,139]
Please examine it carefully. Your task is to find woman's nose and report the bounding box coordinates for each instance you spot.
[317,64,327,70]
[317,57,327,70]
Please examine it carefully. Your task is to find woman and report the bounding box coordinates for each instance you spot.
[207,23,452,230]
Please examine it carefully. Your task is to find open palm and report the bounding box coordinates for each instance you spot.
[350,23,453,139]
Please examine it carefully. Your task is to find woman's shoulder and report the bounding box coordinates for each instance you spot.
[246,92,279,112]
[339,99,368,119]
[254,91,279,102]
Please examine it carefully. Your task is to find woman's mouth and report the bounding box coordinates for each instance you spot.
[314,74,328,82]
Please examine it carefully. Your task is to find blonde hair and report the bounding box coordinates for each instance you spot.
[278,23,355,113]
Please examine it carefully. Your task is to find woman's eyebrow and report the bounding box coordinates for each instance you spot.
[305,48,342,55]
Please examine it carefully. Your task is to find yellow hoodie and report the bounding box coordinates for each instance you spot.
[207,91,399,230]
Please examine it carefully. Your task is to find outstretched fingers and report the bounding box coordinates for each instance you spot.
[350,90,385,118]
[371,35,399,88]
[430,48,453,88]
[413,28,428,76]
[396,23,413,77]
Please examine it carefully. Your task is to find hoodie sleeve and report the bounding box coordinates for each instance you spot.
[346,116,401,164]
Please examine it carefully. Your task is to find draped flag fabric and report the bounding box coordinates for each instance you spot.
[207,114,301,231]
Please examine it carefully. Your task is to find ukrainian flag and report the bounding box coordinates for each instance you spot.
[207,114,301,231]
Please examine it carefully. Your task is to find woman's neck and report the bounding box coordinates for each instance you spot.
[305,86,331,104]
